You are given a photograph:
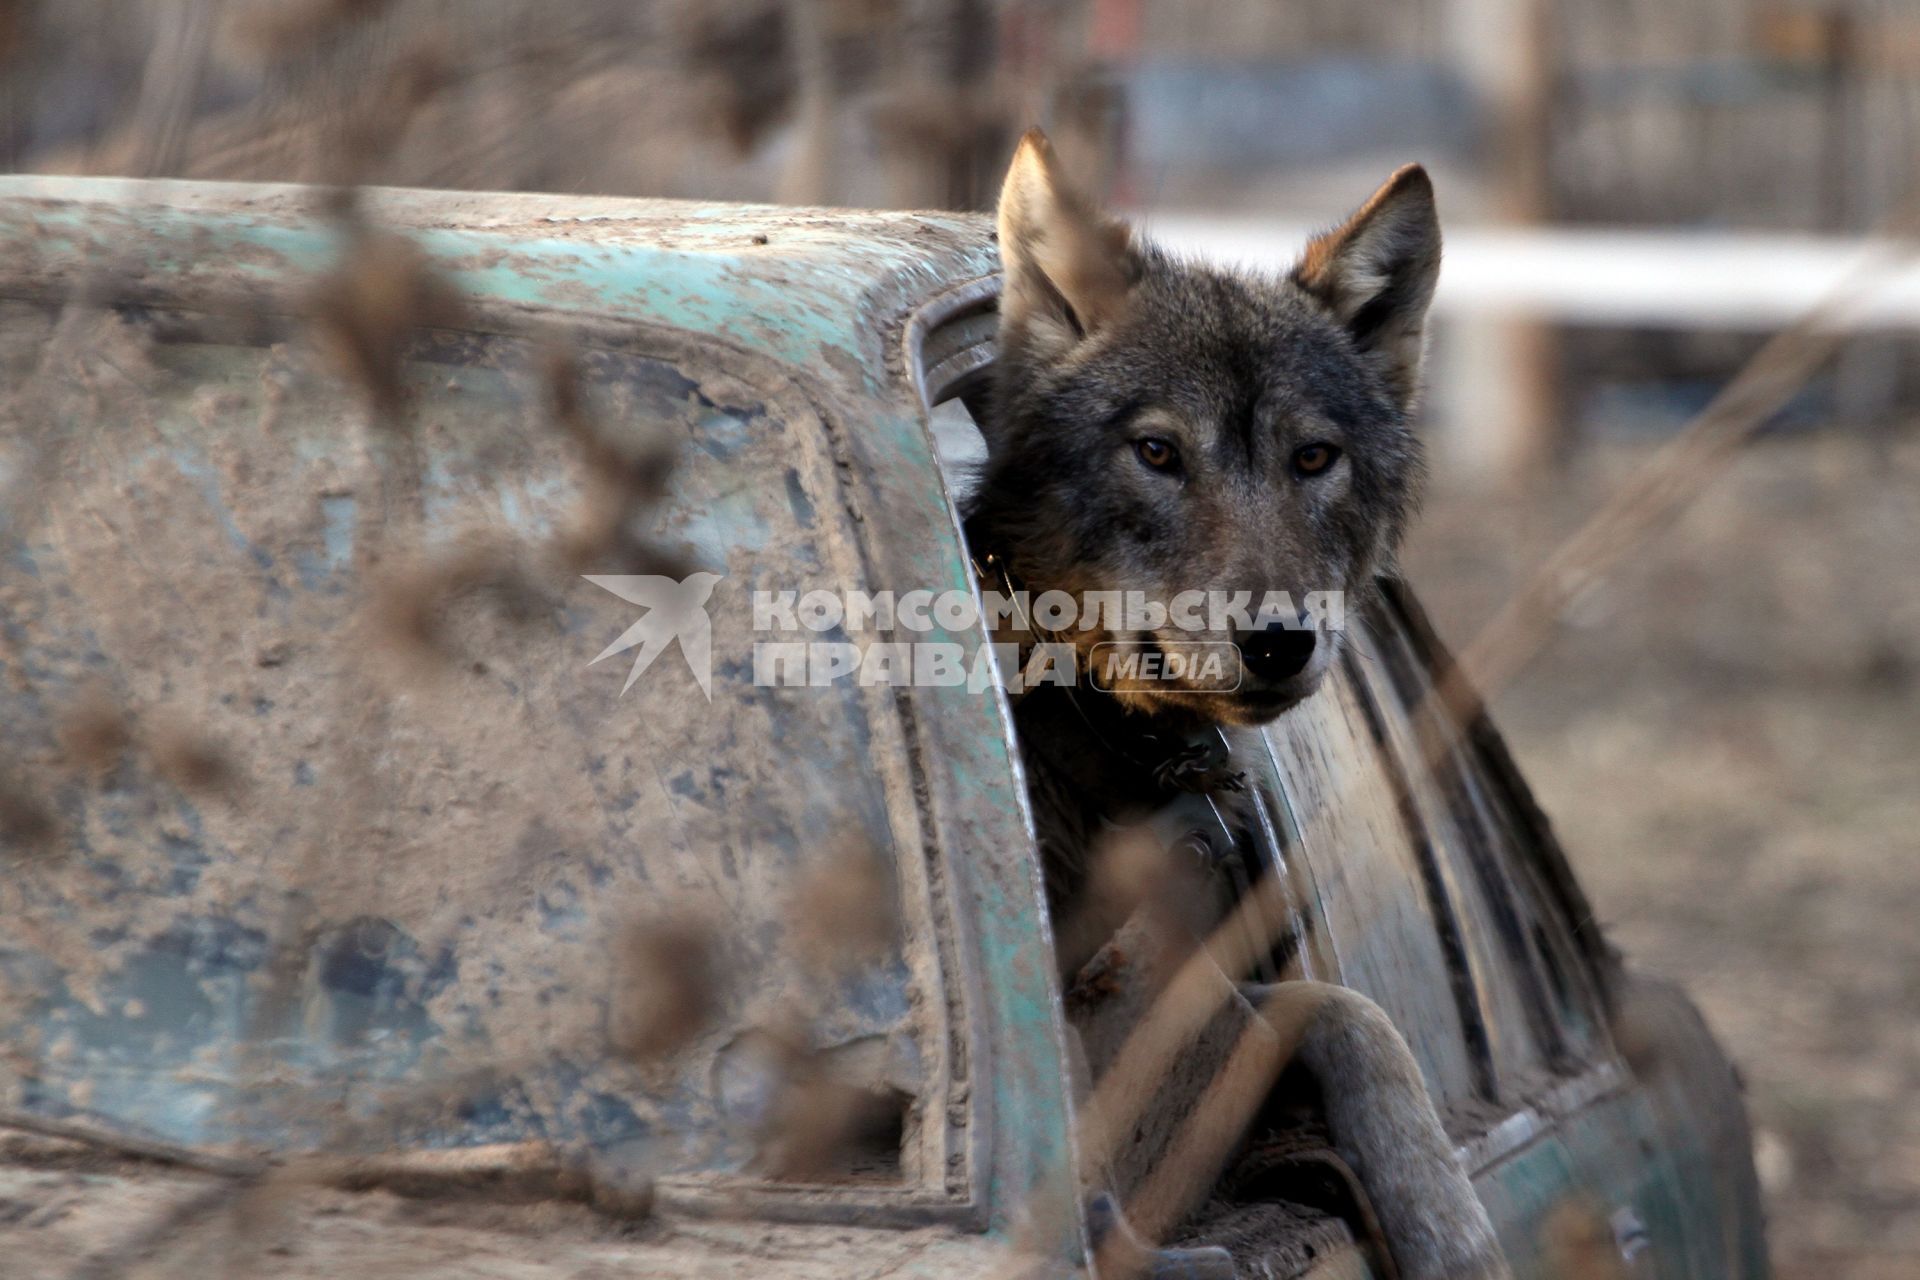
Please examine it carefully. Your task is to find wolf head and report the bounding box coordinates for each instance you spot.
[968,130,1440,727]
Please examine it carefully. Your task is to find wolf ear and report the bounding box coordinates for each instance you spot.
[996,129,1137,354]
[1293,165,1441,408]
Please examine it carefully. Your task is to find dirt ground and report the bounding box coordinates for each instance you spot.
[1403,429,1920,1280]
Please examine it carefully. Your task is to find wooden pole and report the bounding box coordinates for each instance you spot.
[1440,0,1563,481]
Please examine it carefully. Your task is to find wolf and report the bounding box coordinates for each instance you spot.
[965,132,1508,1280]
[967,127,1438,947]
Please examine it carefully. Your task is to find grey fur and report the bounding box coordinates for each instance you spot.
[970,134,1437,729]
[1288,983,1511,1280]
[970,132,1509,1280]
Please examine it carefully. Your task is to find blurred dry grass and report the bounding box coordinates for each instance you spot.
[1407,430,1920,1280]
[2,2,1917,1274]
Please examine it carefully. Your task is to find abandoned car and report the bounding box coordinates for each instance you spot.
[0,177,1766,1278]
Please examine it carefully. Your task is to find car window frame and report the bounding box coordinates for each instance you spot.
[1373,579,1618,1060]
[1347,592,1582,1089]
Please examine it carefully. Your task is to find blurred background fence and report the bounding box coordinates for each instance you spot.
[4,0,1919,471]
[3,2,1917,1276]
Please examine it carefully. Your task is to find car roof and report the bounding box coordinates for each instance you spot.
[0,176,998,380]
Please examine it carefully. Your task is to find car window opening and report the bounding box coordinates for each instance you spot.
[918,284,1311,1000]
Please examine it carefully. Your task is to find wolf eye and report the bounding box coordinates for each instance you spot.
[1135,437,1179,472]
[1292,442,1342,477]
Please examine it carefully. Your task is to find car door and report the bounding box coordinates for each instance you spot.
[1353,581,1767,1279]
[909,273,1758,1277]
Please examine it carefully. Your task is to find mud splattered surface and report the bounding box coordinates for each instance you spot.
[1406,432,1920,1280]
[0,287,959,1208]
[0,1135,1005,1279]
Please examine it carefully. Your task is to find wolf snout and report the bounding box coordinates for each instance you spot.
[1236,616,1317,683]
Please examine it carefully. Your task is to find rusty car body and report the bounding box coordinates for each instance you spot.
[0,177,1766,1278]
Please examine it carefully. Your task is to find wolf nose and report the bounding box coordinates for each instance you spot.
[1237,618,1316,683]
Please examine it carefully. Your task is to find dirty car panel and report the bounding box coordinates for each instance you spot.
[2,317,932,1174]
[0,179,1078,1249]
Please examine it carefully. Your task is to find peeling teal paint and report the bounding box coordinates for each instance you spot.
[0,177,1075,1255]
[5,183,998,395]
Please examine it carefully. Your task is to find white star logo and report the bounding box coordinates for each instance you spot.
[584,571,724,699]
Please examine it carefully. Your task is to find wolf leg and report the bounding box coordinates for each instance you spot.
[1122,979,1510,1280]
[1276,981,1511,1280]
